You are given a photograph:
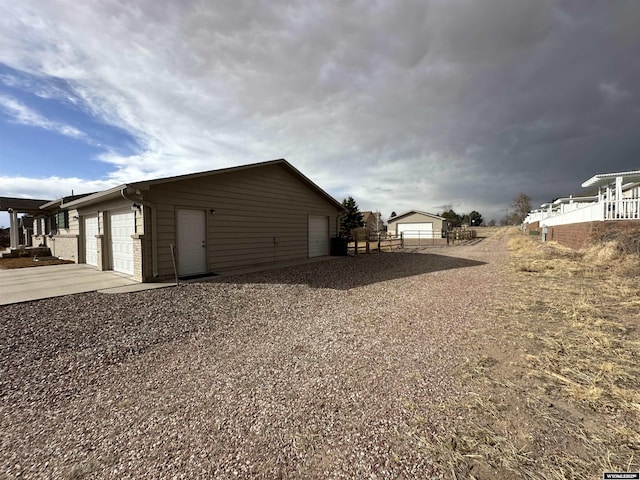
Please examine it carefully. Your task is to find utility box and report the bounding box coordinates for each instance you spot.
[330,237,348,256]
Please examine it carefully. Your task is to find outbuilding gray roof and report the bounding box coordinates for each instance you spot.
[387,210,446,222]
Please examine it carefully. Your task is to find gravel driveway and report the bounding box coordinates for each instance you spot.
[0,235,508,479]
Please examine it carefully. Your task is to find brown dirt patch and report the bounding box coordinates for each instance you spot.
[0,256,75,269]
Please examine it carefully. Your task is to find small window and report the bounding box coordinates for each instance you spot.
[35,218,43,236]
[46,215,57,235]
[56,211,69,230]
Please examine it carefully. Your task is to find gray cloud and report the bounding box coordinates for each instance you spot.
[0,0,639,223]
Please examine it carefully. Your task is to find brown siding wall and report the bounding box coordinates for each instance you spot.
[144,163,341,276]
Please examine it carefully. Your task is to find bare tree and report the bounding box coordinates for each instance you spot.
[370,210,384,238]
[511,193,532,224]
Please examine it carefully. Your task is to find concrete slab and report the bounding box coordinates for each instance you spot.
[0,264,171,305]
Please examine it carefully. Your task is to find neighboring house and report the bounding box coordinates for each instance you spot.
[32,194,96,259]
[386,210,450,239]
[524,169,640,248]
[0,197,51,250]
[355,211,384,239]
[18,215,34,247]
[13,159,343,281]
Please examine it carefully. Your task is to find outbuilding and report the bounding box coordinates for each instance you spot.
[387,210,450,240]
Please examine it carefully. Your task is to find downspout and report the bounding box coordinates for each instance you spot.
[121,187,159,278]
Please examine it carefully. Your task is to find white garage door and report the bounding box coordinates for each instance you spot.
[84,216,99,266]
[397,222,433,239]
[308,215,329,257]
[110,210,134,275]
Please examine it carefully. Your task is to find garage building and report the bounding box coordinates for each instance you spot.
[31,159,344,281]
[387,210,450,244]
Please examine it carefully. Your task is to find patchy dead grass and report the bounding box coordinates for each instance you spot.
[0,256,75,269]
[428,231,640,479]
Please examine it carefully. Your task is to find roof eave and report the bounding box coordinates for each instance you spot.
[58,159,344,212]
[582,170,640,188]
[388,210,446,222]
[61,185,127,209]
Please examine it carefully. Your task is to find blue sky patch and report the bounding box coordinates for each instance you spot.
[0,64,140,178]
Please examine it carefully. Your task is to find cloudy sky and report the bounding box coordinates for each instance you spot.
[1,0,639,227]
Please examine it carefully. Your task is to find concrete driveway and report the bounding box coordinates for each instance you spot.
[0,264,170,305]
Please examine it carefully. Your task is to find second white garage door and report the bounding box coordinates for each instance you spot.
[110,210,134,275]
[397,222,433,239]
[308,215,329,257]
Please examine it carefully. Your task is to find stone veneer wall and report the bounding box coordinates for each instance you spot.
[546,222,595,249]
[132,234,144,282]
[524,221,540,234]
[50,235,79,262]
[545,220,640,250]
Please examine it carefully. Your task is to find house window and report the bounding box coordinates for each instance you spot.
[45,215,57,235]
[56,211,69,230]
[35,218,43,236]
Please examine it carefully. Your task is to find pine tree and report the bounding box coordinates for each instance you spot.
[339,196,364,239]
[469,210,483,226]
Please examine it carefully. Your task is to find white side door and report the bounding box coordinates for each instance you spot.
[110,210,135,275]
[84,216,99,266]
[308,215,329,257]
[177,208,207,276]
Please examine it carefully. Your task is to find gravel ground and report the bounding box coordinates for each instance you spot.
[0,235,508,479]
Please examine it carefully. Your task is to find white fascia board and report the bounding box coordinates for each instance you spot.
[582,170,640,188]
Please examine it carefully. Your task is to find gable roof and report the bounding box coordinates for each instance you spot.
[387,210,446,222]
[63,159,344,211]
[40,193,97,211]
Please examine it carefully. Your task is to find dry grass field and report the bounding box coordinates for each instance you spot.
[434,228,640,478]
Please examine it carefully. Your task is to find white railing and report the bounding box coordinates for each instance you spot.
[525,211,549,224]
[541,202,604,226]
[539,198,640,226]
[603,199,640,220]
